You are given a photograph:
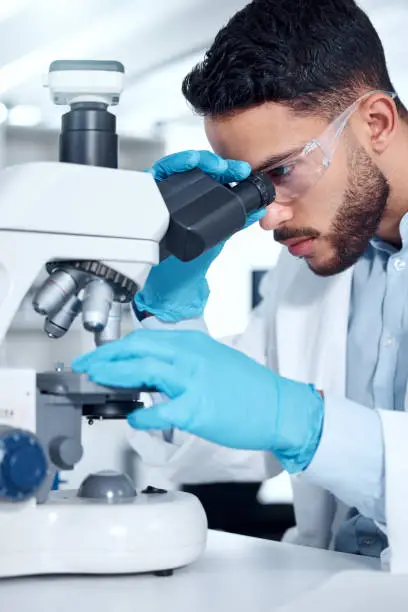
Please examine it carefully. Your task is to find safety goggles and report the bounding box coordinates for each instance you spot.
[262,90,397,204]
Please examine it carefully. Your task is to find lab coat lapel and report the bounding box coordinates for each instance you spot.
[275,261,352,391]
[273,260,353,549]
[378,410,408,573]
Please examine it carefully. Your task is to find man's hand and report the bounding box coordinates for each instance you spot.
[134,150,265,322]
[72,329,324,474]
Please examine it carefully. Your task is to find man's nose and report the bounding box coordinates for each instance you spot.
[260,201,294,230]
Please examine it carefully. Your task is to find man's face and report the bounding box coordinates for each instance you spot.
[205,102,389,276]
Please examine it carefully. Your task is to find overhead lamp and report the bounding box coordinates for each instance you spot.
[8,105,41,127]
[0,104,8,124]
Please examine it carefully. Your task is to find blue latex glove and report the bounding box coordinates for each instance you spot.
[72,330,324,474]
[134,150,266,322]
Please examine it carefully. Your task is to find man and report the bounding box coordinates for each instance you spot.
[73,0,408,566]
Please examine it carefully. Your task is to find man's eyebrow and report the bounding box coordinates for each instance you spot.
[254,146,305,171]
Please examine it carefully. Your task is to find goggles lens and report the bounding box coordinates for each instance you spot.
[264,142,327,203]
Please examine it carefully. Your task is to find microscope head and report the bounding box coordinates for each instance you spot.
[31,60,145,345]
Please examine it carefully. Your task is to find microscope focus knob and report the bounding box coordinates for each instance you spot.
[0,428,48,501]
[49,436,83,470]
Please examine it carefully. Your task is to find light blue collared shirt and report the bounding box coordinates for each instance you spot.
[305,214,408,557]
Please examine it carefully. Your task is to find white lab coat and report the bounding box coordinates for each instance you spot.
[129,249,408,573]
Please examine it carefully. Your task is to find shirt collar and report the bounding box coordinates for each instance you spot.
[370,212,408,255]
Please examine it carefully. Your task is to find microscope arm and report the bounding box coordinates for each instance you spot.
[0,161,169,345]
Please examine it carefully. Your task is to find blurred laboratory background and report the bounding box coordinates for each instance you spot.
[1,0,406,541]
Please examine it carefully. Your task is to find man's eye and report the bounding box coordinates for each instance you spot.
[268,164,294,178]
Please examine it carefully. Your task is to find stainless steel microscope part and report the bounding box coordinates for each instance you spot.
[82,279,114,332]
[44,295,82,339]
[32,268,85,316]
[94,301,122,346]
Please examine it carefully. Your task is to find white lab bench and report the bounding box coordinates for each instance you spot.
[0,529,386,612]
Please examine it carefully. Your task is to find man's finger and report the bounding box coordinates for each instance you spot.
[72,329,186,372]
[86,357,186,397]
[151,150,201,181]
[194,150,229,178]
[127,395,189,431]
[152,150,231,182]
[219,159,252,184]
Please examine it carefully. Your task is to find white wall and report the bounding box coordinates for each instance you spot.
[2,124,164,170]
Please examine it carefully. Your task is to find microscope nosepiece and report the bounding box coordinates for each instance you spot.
[82,279,114,332]
[33,269,79,316]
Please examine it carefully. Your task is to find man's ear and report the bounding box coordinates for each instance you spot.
[360,93,398,154]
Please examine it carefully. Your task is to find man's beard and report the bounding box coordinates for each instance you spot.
[274,146,390,276]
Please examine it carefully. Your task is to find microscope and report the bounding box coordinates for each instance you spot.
[0,61,275,578]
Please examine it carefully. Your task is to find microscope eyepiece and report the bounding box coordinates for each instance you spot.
[158,168,276,262]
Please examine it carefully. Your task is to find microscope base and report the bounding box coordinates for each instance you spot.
[0,489,207,577]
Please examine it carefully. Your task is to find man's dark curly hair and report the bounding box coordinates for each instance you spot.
[182,0,406,119]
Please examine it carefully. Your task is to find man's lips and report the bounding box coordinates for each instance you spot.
[280,237,317,257]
